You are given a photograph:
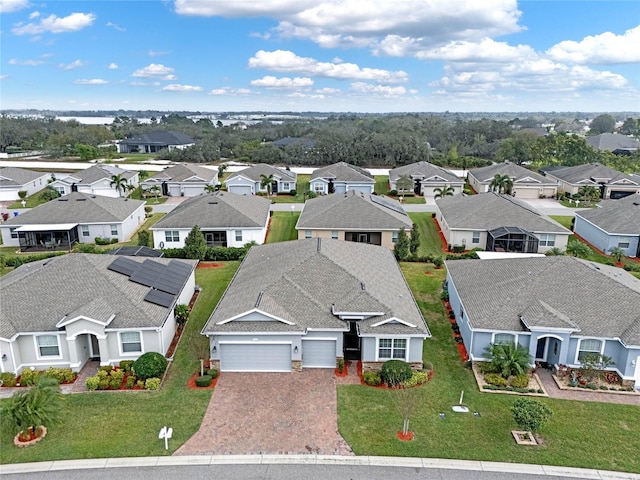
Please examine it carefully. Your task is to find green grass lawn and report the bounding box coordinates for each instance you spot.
[266,212,300,243]
[374,176,389,195]
[0,262,239,464]
[408,212,445,257]
[269,174,311,203]
[337,263,640,474]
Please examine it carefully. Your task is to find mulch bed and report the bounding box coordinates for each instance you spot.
[196,262,225,269]
[442,300,469,362]
[335,362,349,377]
[187,372,219,390]
[396,431,414,441]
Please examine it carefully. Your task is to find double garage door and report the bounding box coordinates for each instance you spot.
[220,343,291,372]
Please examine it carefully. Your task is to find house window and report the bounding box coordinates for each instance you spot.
[305,230,312,239]
[539,234,556,247]
[10,227,18,239]
[120,331,142,354]
[472,231,480,244]
[577,339,602,362]
[235,230,243,242]
[332,231,339,240]
[282,182,290,190]
[378,338,407,360]
[110,224,118,236]
[36,335,60,357]
[392,231,399,243]
[54,186,65,195]
[314,183,324,193]
[81,225,90,237]
[494,333,516,345]
[165,230,180,242]
[618,240,630,249]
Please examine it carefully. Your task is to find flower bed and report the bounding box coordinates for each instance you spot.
[1,368,77,388]
[472,363,546,396]
[85,365,162,391]
[552,367,636,393]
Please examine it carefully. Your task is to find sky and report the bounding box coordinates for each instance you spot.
[1,0,639,113]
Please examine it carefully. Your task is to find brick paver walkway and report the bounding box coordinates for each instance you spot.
[175,370,353,456]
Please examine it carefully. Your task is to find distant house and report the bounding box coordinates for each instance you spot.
[296,190,412,249]
[150,192,270,249]
[0,167,50,202]
[49,165,139,198]
[141,164,218,197]
[468,161,557,199]
[586,133,640,155]
[203,239,430,372]
[435,193,570,254]
[388,161,464,200]
[117,131,195,154]
[574,193,640,258]
[0,253,197,375]
[310,162,374,195]
[225,163,297,196]
[445,256,640,389]
[542,163,640,200]
[0,192,145,252]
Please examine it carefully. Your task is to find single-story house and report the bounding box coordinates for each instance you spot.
[150,192,270,249]
[224,163,297,195]
[574,193,640,258]
[141,164,218,197]
[541,163,640,200]
[296,190,412,249]
[586,133,640,155]
[445,256,640,389]
[0,253,197,375]
[49,165,139,198]
[388,161,464,200]
[0,167,50,202]
[0,192,146,252]
[117,131,195,154]
[310,162,374,195]
[468,161,558,199]
[203,239,430,372]
[435,193,570,254]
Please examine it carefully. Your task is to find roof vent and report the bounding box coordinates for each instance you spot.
[58,198,68,202]
[208,200,218,204]
[317,238,321,252]
[76,198,86,201]
[255,291,263,308]
[360,282,366,291]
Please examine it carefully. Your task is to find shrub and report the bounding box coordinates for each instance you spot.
[510,374,531,389]
[136,380,145,389]
[111,369,125,382]
[110,376,123,390]
[388,189,398,196]
[133,352,168,380]
[511,398,552,433]
[423,361,434,372]
[145,378,161,390]
[485,373,508,387]
[99,365,113,373]
[18,368,38,386]
[440,290,449,301]
[380,360,412,386]
[119,360,134,372]
[362,371,382,386]
[337,358,345,373]
[586,383,598,390]
[42,367,75,384]
[0,372,18,387]
[288,189,296,196]
[98,379,110,390]
[95,237,112,245]
[433,257,444,268]
[125,376,136,389]
[306,191,317,199]
[404,371,428,387]
[206,369,218,379]
[476,362,497,374]
[195,375,212,387]
[85,376,100,391]
[96,370,109,380]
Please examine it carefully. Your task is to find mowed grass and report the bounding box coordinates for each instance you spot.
[408,212,445,257]
[269,174,310,203]
[337,263,640,473]
[266,212,300,243]
[0,262,239,464]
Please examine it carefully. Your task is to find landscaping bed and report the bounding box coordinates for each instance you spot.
[472,363,546,396]
[552,366,636,394]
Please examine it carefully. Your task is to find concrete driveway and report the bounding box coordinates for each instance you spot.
[175,370,353,456]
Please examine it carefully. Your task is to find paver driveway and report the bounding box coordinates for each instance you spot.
[175,370,353,456]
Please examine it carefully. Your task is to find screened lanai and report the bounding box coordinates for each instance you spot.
[487,226,539,253]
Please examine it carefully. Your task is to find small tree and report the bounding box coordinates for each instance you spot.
[395,175,414,194]
[17,190,28,201]
[484,342,531,379]
[579,352,614,383]
[511,398,552,433]
[566,240,591,258]
[217,163,228,179]
[393,227,409,261]
[174,304,190,325]
[150,185,161,202]
[137,229,151,247]
[183,225,207,260]
[138,170,149,181]
[609,246,625,263]
[39,186,61,202]
[185,327,211,377]
[409,223,420,256]
[144,205,153,217]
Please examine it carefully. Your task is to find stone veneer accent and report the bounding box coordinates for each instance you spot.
[292,360,303,372]
[209,359,220,370]
[362,361,423,372]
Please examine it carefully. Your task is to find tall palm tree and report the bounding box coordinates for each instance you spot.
[204,184,216,194]
[149,185,161,203]
[434,185,455,199]
[110,173,127,197]
[138,170,149,181]
[260,174,274,197]
[489,174,514,195]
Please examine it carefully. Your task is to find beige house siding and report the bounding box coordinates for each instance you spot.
[296,229,398,249]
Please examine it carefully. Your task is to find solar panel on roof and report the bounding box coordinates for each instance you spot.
[153,276,181,295]
[107,257,140,277]
[144,289,174,308]
[129,259,166,287]
[370,195,406,215]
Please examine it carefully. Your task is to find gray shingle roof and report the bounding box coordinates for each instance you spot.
[203,239,429,337]
[586,133,640,152]
[310,162,374,183]
[0,167,47,187]
[119,131,194,146]
[226,163,296,183]
[3,192,145,225]
[468,162,553,185]
[389,161,462,185]
[147,164,217,183]
[436,192,569,233]
[0,254,197,339]
[576,193,640,235]
[545,163,638,185]
[152,191,270,229]
[296,190,412,230]
[58,165,137,185]
[445,256,640,346]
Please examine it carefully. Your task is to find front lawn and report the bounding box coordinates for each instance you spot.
[266,212,300,243]
[0,262,239,464]
[408,212,445,257]
[337,263,640,474]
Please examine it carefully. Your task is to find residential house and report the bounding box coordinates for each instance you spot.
[541,163,640,200]
[0,167,50,202]
[295,190,412,249]
[586,133,639,155]
[388,161,464,200]
[49,165,139,198]
[117,131,195,154]
[445,256,640,389]
[309,162,374,195]
[435,193,570,253]
[224,163,297,196]
[574,193,640,258]
[141,164,218,197]
[0,192,145,251]
[468,161,558,199]
[0,253,197,375]
[202,239,430,372]
[150,192,270,249]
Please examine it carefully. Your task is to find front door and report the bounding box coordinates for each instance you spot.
[535,337,547,361]
[90,335,100,360]
[343,322,361,360]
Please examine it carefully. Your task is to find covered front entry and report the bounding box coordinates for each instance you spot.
[302,339,336,368]
[535,336,562,367]
[219,343,291,372]
[487,226,539,253]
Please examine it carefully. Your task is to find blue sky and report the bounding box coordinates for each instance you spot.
[1,0,639,112]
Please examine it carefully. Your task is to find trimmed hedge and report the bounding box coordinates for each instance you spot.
[161,245,250,261]
[380,360,412,386]
[195,375,212,387]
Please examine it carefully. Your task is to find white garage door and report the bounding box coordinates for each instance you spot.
[229,185,253,196]
[220,343,291,372]
[514,188,538,199]
[302,340,336,368]
[183,185,203,197]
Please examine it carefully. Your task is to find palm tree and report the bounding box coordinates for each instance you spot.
[260,173,274,197]
[434,185,455,199]
[609,246,625,263]
[577,185,600,206]
[566,240,591,258]
[217,163,228,180]
[126,183,136,196]
[149,185,161,203]
[489,174,514,195]
[204,184,216,194]
[138,170,149,182]
[110,173,127,197]
[484,342,531,379]
[544,247,564,256]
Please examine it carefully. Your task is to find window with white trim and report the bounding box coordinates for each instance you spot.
[332,230,338,240]
[120,331,142,353]
[472,231,480,244]
[10,227,18,239]
[110,224,118,236]
[54,186,65,195]
[37,335,60,357]
[305,230,312,239]
[618,240,630,249]
[165,230,180,242]
[81,225,90,237]
[494,333,516,345]
[392,231,399,243]
[539,234,556,247]
[282,182,290,190]
[577,338,602,362]
[313,183,324,193]
[235,230,243,242]
[378,338,407,360]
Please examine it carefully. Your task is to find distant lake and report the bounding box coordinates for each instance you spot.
[55,116,278,126]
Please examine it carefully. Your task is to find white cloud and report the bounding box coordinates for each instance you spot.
[148,50,172,57]
[132,63,176,80]
[349,82,406,96]
[131,81,161,87]
[108,63,118,70]
[248,50,408,83]
[59,59,85,70]
[12,12,96,35]
[106,21,126,31]
[0,75,8,80]
[0,0,30,14]
[209,87,252,95]
[74,78,108,85]
[8,58,43,66]
[250,75,313,89]
[174,0,317,17]
[28,10,39,19]
[162,84,203,92]
[546,25,640,64]
[416,38,536,62]
[316,87,341,94]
